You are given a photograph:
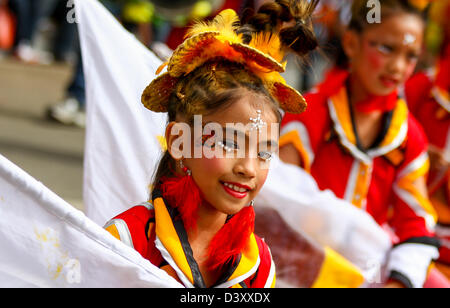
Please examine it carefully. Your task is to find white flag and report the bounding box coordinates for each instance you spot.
[77,0,167,226]
[78,0,391,283]
[0,154,182,287]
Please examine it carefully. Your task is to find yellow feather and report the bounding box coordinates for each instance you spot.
[186,9,241,43]
[249,32,284,62]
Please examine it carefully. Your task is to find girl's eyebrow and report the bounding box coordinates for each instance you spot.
[202,122,278,147]
[224,126,247,139]
[223,127,279,148]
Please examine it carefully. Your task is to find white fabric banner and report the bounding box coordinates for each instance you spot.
[77,0,167,226]
[0,154,182,287]
[257,156,391,283]
[78,0,391,283]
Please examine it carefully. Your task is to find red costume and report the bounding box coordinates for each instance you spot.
[104,191,276,288]
[280,68,440,287]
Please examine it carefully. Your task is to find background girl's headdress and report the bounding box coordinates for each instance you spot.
[142,8,311,114]
[408,0,432,11]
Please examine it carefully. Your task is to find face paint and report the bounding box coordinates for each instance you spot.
[403,33,416,46]
[366,41,386,71]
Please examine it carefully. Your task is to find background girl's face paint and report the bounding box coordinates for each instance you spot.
[350,13,424,97]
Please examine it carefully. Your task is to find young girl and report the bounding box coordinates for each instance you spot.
[279,0,440,288]
[103,0,320,288]
[404,0,450,278]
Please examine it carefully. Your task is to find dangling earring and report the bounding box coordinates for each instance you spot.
[249,200,254,207]
[179,159,192,176]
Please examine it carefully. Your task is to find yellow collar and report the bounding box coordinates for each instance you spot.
[431,86,450,113]
[152,193,260,288]
[328,86,408,164]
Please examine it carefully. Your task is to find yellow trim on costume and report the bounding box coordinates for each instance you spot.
[105,224,121,241]
[330,87,357,145]
[153,197,195,285]
[351,163,371,208]
[227,233,260,282]
[384,148,405,166]
[378,99,408,149]
[311,247,364,288]
[329,87,408,161]
[432,86,450,113]
[279,130,311,172]
[397,180,438,223]
[396,156,438,223]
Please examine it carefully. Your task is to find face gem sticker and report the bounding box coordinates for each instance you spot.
[249,110,267,131]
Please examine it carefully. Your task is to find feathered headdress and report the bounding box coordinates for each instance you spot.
[141,8,309,114]
[408,0,432,11]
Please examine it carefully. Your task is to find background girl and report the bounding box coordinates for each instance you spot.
[279,0,442,288]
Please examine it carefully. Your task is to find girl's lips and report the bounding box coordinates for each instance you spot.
[220,181,250,199]
[380,76,399,88]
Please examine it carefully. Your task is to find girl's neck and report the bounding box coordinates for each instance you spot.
[188,202,227,243]
[348,73,371,108]
[186,202,227,287]
[347,73,385,150]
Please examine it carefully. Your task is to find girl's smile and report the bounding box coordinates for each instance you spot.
[220,181,253,199]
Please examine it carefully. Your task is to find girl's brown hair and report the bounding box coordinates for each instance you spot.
[349,0,426,32]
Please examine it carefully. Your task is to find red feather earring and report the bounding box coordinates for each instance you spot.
[160,160,202,232]
[207,201,255,270]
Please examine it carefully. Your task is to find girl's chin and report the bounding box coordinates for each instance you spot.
[368,84,397,97]
[202,197,246,216]
[214,199,248,216]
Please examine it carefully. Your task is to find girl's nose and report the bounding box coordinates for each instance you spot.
[233,156,257,179]
[388,54,407,75]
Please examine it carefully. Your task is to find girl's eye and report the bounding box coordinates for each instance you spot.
[216,140,238,152]
[377,44,393,54]
[258,151,273,161]
[407,53,419,62]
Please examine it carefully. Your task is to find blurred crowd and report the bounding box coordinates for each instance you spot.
[0,0,446,127]
[0,0,351,127]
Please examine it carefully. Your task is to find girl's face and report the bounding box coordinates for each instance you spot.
[181,93,279,216]
[344,13,424,96]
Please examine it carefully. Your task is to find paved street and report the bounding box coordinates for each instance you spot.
[0,58,85,211]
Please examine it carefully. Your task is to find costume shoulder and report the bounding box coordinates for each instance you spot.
[104,202,155,258]
[404,72,433,115]
[281,91,329,127]
[402,113,429,165]
[280,90,330,162]
[247,234,276,288]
